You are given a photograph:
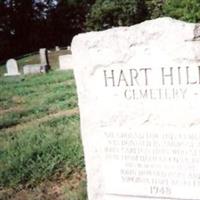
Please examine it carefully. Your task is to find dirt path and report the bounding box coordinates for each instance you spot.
[0,169,86,200]
[4,107,79,133]
[0,106,24,115]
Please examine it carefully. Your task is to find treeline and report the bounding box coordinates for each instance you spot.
[0,0,199,62]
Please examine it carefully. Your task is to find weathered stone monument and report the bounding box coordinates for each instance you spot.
[23,48,50,75]
[72,17,200,200]
[39,48,50,70]
[23,64,46,75]
[59,55,73,70]
[4,59,20,76]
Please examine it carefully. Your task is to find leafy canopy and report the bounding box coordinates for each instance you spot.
[163,0,200,23]
[85,0,148,31]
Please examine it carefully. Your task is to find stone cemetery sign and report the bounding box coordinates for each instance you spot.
[4,59,20,76]
[72,17,200,200]
[59,55,73,70]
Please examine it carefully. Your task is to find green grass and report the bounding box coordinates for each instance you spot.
[0,71,77,129]
[0,115,83,187]
[0,69,86,199]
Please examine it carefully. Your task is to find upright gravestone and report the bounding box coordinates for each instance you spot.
[55,46,60,51]
[39,48,50,70]
[4,59,20,76]
[72,18,200,200]
[59,55,74,70]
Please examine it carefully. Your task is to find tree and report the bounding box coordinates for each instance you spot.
[0,0,56,61]
[46,0,95,46]
[163,0,200,23]
[145,0,165,19]
[0,0,95,61]
[85,0,148,31]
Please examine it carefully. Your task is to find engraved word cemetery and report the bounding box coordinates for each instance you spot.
[103,66,200,100]
[72,18,200,200]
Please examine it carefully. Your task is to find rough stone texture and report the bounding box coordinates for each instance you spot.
[59,55,73,70]
[23,64,47,75]
[194,24,200,40]
[72,17,200,200]
[4,59,20,76]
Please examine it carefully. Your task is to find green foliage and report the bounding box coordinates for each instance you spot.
[0,0,92,61]
[0,0,56,61]
[163,0,200,23]
[145,0,165,19]
[85,0,200,31]
[85,0,148,31]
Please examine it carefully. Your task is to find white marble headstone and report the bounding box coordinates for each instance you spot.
[4,59,20,76]
[72,18,200,200]
[59,55,73,70]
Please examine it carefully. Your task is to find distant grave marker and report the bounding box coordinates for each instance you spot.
[59,55,73,70]
[23,64,46,75]
[4,59,20,76]
[22,48,50,75]
[55,46,60,51]
[72,18,200,200]
[39,48,50,70]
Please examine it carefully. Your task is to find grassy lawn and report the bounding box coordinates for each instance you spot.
[0,54,86,199]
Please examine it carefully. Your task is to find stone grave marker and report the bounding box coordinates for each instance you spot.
[4,59,20,76]
[23,64,46,75]
[55,46,60,51]
[59,55,73,70]
[72,17,200,200]
[39,48,50,70]
[22,49,49,75]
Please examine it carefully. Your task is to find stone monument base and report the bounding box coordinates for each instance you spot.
[4,72,21,76]
[23,64,48,75]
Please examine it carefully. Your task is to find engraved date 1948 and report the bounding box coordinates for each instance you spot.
[150,186,171,196]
